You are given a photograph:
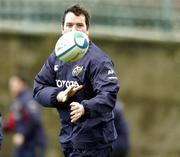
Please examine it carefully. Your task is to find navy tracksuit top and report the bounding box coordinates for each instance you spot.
[12,90,46,147]
[33,42,120,149]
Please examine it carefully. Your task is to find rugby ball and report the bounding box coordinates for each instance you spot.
[55,31,89,62]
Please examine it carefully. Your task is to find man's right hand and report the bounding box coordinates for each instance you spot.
[56,85,83,102]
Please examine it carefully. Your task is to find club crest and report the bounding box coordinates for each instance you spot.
[72,65,84,76]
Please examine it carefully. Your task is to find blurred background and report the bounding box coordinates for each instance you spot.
[0,0,180,157]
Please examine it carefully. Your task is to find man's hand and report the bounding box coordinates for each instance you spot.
[57,85,83,102]
[13,133,24,147]
[70,102,85,123]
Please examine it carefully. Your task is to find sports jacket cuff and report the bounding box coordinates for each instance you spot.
[82,102,100,118]
[51,88,63,105]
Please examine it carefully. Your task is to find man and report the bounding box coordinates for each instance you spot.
[4,75,47,157]
[33,4,119,157]
[112,101,130,157]
[0,113,2,148]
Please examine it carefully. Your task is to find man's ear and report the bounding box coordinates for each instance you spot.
[61,25,64,34]
[87,30,89,36]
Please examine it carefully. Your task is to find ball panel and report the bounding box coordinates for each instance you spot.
[74,32,89,49]
[56,45,76,59]
[60,48,80,62]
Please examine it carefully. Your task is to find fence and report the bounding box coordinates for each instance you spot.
[0,0,180,41]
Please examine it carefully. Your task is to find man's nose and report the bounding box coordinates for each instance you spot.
[72,25,78,31]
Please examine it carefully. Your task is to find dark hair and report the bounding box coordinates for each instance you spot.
[62,4,90,29]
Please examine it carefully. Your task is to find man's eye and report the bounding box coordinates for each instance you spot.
[77,24,84,27]
[66,24,73,27]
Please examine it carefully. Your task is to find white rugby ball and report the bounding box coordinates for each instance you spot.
[55,31,89,62]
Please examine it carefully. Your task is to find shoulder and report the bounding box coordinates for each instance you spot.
[19,90,33,104]
[44,50,63,71]
[47,50,57,63]
[87,42,113,65]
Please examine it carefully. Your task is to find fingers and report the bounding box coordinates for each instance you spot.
[57,86,79,102]
[68,85,84,97]
[64,85,83,97]
[70,102,85,123]
[64,85,74,95]
[57,91,68,102]
[73,85,83,92]
[70,104,79,112]
[70,112,81,123]
[57,85,84,103]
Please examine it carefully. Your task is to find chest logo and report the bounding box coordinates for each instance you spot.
[72,65,84,76]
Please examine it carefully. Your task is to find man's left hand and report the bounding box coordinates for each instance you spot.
[70,102,85,123]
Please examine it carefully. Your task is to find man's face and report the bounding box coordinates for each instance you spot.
[9,77,24,98]
[62,12,89,35]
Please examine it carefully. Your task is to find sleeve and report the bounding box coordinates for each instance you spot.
[33,52,63,107]
[16,116,36,139]
[16,100,41,138]
[3,112,16,132]
[81,59,120,118]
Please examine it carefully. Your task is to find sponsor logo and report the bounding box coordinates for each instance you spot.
[56,80,80,88]
[108,69,114,75]
[107,68,118,80]
[54,65,59,71]
[108,76,118,80]
[72,65,83,76]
